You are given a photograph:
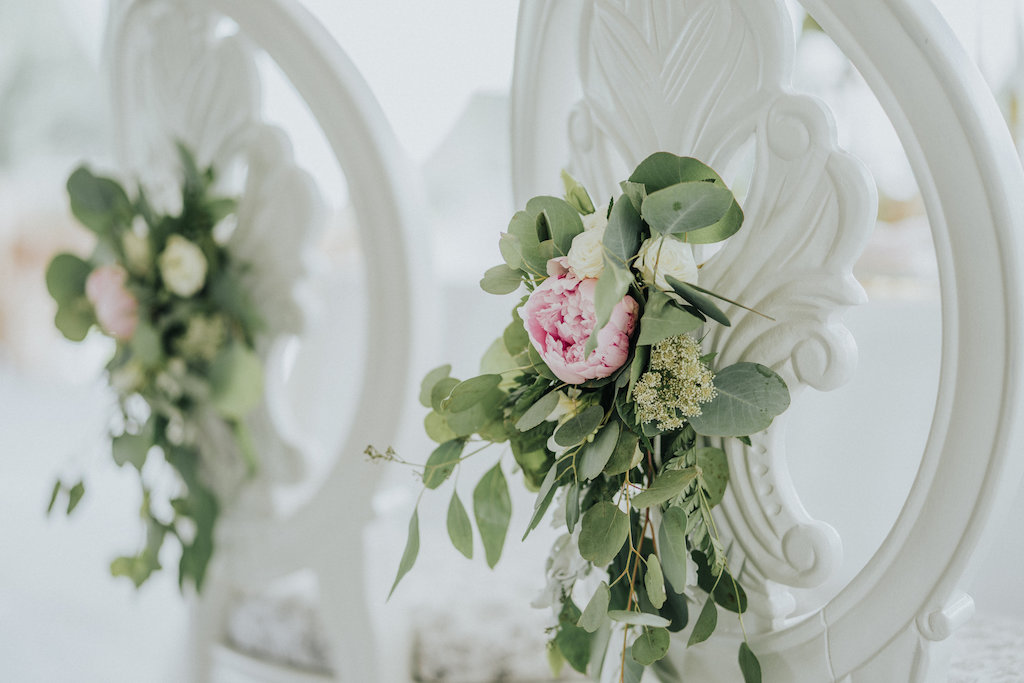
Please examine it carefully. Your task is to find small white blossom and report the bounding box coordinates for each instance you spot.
[581,211,608,232]
[636,234,699,291]
[158,235,208,298]
[531,532,590,610]
[122,218,151,275]
[566,223,606,279]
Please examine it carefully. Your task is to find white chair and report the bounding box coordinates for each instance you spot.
[105,0,426,680]
[512,0,1024,680]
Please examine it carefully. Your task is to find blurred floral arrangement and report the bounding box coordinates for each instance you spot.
[45,146,263,591]
[372,153,790,682]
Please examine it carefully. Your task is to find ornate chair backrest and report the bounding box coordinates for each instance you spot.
[512,0,1024,680]
[105,0,424,680]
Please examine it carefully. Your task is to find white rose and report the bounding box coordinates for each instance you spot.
[567,223,606,279]
[122,217,151,275]
[636,235,698,291]
[158,235,208,297]
[581,210,608,232]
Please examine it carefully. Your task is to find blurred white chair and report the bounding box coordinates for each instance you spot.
[105,0,425,680]
[512,0,1024,680]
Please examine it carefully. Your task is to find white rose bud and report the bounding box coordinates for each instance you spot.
[636,235,699,291]
[566,222,606,279]
[122,217,151,275]
[581,210,608,232]
[158,235,208,298]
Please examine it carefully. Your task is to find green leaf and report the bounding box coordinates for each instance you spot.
[695,447,729,506]
[739,642,763,683]
[503,309,530,355]
[684,200,744,244]
[507,210,547,275]
[112,422,154,471]
[388,508,420,598]
[524,462,561,539]
[556,600,593,674]
[54,299,95,342]
[445,374,502,413]
[645,554,667,609]
[632,626,670,666]
[480,264,523,295]
[578,582,610,633]
[604,425,640,475]
[515,390,561,431]
[627,345,649,400]
[67,166,132,234]
[631,468,698,509]
[447,491,473,559]
[130,322,163,367]
[629,153,723,192]
[66,481,85,514]
[586,256,634,355]
[424,410,458,443]
[553,405,604,447]
[498,232,524,270]
[526,344,558,380]
[687,596,718,647]
[423,439,465,489]
[430,377,460,412]
[658,507,689,593]
[527,196,584,256]
[636,291,704,346]
[45,253,92,305]
[208,344,264,419]
[474,464,512,568]
[665,275,730,326]
[641,181,734,236]
[688,363,790,437]
[620,180,647,214]
[602,194,643,264]
[446,389,506,437]
[578,502,630,566]
[562,170,597,215]
[46,480,62,515]
[565,481,581,533]
[578,420,620,480]
[607,610,671,627]
[419,364,452,408]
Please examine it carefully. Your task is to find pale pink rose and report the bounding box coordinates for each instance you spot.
[85,265,139,340]
[521,258,638,384]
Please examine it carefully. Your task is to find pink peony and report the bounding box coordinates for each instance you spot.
[85,264,139,340]
[521,258,638,384]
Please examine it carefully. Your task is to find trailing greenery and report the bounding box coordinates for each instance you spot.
[370,152,790,681]
[46,146,263,591]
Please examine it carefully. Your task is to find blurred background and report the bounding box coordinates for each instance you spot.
[2,0,1024,681]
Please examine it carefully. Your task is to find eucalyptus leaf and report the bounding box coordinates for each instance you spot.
[54,300,95,342]
[419,364,452,408]
[658,507,689,593]
[388,508,420,598]
[445,374,502,413]
[527,196,584,256]
[46,480,61,515]
[632,626,670,666]
[628,345,650,400]
[423,439,465,489]
[631,468,697,509]
[515,390,561,431]
[578,582,610,633]
[641,182,734,236]
[208,344,264,419]
[424,411,457,443]
[553,405,604,447]
[687,596,718,647]
[578,420,620,480]
[66,481,85,514]
[507,210,547,275]
[665,275,730,327]
[474,464,512,568]
[45,253,92,305]
[607,610,671,628]
[562,170,596,215]
[524,463,561,539]
[645,554,667,609]
[498,232,524,270]
[446,389,506,437]
[503,309,530,355]
[604,425,640,475]
[556,600,593,674]
[629,153,723,192]
[130,322,163,367]
[687,363,790,437]
[587,256,633,355]
[67,166,132,235]
[695,447,729,506]
[636,291,704,346]
[620,180,647,214]
[684,200,744,244]
[602,193,643,264]
[578,502,629,566]
[739,642,763,683]
[112,425,153,471]
[447,491,473,559]
[480,264,523,295]
[430,377,460,412]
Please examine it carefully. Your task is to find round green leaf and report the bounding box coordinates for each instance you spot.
[687,596,718,647]
[424,411,458,443]
[631,468,697,509]
[45,253,92,305]
[430,377,460,412]
[631,626,670,666]
[515,390,561,431]
[607,610,671,627]
[577,581,610,633]
[422,439,465,489]
[695,446,729,507]
[209,344,264,419]
[658,507,690,593]
[578,420,620,480]
[645,554,666,609]
[419,364,452,408]
[688,363,791,437]
[445,374,502,413]
[641,181,734,236]
[553,405,604,447]
[480,264,523,295]
[578,502,629,566]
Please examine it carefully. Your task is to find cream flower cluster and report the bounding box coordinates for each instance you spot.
[634,334,716,430]
[158,235,208,297]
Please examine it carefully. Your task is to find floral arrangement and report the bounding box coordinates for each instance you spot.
[45,147,263,591]
[373,152,790,682]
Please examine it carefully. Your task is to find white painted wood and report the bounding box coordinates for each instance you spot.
[512,0,1024,680]
[105,1,424,680]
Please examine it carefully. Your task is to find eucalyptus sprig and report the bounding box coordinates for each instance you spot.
[374,152,789,682]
